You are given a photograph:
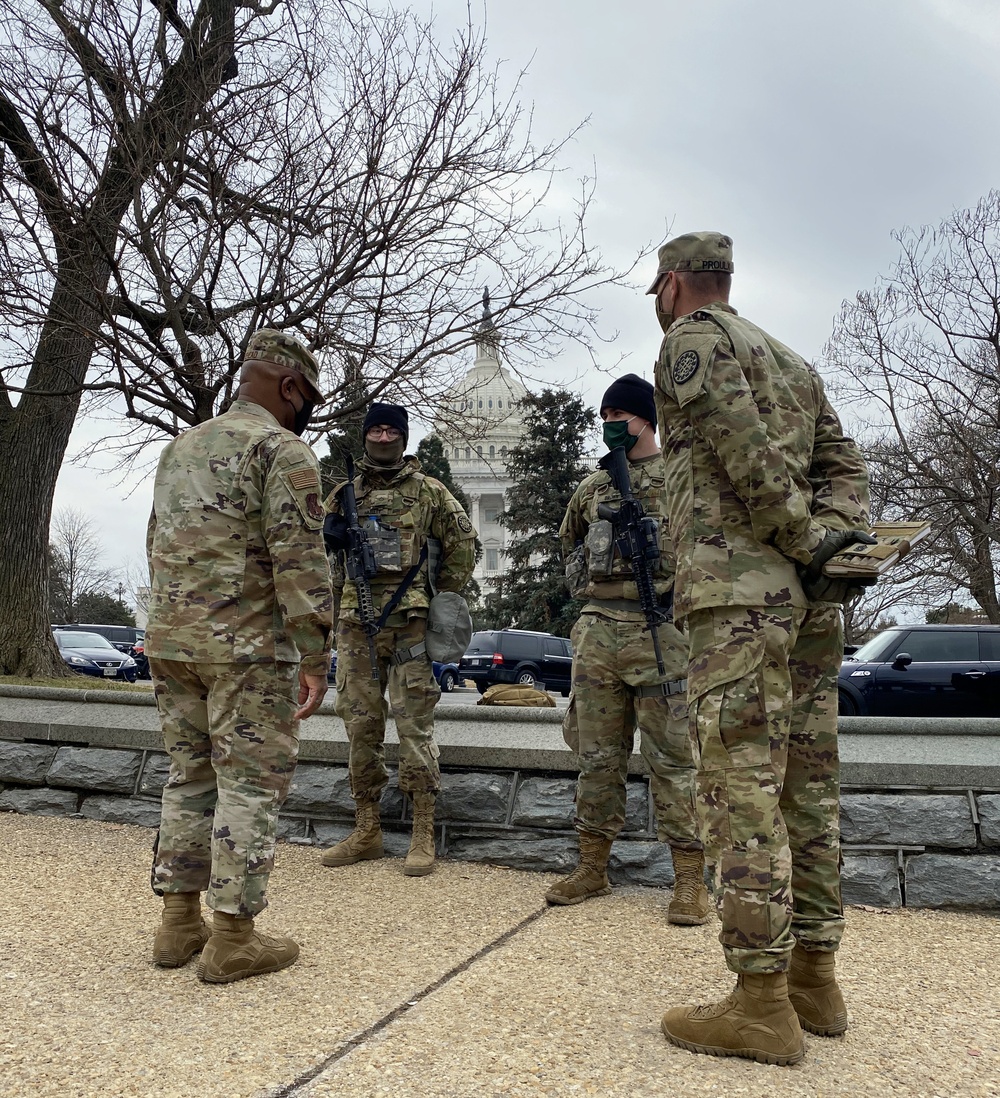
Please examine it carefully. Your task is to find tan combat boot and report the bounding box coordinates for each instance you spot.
[667,848,712,926]
[403,792,437,876]
[661,972,805,1066]
[544,832,614,905]
[152,891,210,967]
[197,912,299,984]
[320,798,383,867]
[787,944,848,1036]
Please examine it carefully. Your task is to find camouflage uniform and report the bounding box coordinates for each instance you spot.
[560,454,701,851]
[654,300,869,974]
[327,454,476,800]
[146,398,333,917]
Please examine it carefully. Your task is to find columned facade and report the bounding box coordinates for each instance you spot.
[433,294,528,589]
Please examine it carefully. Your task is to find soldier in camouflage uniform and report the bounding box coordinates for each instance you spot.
[320,402,476,877]
[146,329,333,985]
[545,374,710,927]
[649,233,872,1065]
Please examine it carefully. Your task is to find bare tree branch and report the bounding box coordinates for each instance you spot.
[824,193,1000,623]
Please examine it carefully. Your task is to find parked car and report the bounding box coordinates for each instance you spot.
[53,628,138,683]
[838,624,1000,717]
[433,661,461,692]
[55,623,147,676]
[327,651,338,684]
[458,629,573,696]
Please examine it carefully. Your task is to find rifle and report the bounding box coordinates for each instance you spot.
[596,445,670,677]
[337,451,380,679]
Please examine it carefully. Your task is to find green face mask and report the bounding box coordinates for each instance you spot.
[655,300,675,334]
[603,418,638,452]
[654,275,676,333]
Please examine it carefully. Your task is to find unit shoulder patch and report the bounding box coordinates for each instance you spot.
[672,349,700,386]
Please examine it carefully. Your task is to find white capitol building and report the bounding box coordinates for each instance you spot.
[432,294,529,589]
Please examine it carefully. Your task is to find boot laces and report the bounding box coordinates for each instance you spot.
[673,875,702,905]
[689,993,738,1019]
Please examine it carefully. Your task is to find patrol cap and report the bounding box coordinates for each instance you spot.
[645,231,734,294]
[244,329,324,405]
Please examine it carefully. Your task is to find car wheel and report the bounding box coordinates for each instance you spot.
[560,688,570,698]
[476,681,489,695]
[838,689,858,717]
[439,669,457,692]
[516,670,536,688]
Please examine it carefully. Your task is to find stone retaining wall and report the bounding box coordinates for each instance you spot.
[2,739,999,910]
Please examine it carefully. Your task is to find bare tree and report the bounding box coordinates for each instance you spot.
[823,192,1000,623]
[50,508,114,622]
[0,0,631,675]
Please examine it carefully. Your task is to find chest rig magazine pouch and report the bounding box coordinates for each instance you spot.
[343,515,471,666]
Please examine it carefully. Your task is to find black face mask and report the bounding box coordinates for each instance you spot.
[290,392,314,437]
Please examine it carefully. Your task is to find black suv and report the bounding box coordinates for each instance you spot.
[838,624,1000,717]
[55,623,147,678]
[459,629,573,696]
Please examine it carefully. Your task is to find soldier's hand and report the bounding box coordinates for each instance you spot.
[803,528,877,582]
[294,671,328,720]
[800,573,878,604]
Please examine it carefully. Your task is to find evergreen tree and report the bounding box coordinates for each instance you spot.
[484,389,598,635]
[71,592,136,626]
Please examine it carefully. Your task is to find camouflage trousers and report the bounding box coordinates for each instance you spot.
[563,612,701,849]
[685,605,844,975]
[334,614,440,800]
[148,658,299,917]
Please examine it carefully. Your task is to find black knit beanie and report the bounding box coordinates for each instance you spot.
[600,373,656,428]
[363,402,409,440]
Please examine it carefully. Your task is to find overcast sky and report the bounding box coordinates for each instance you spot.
[53,0,1000,587]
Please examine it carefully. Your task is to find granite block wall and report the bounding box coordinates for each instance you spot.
[1,738,998,909]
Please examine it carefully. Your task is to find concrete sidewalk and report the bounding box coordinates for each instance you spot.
[1,813,998,1098]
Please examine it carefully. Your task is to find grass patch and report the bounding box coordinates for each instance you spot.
[0,674,148,692]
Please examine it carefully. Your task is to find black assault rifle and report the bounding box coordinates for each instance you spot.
[335,451,379,679]
[596,445,670,678]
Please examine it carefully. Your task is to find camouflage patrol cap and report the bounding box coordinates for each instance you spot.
[645,231,734,294]
[244,329,324,405]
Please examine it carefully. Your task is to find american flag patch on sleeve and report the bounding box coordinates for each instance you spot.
[288,467,319,490]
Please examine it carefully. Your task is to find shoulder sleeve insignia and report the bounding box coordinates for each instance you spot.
[672,349,700,386]
[457,513,473,534]
[288,467,319,491]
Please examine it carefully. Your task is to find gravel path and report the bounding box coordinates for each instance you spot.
[1,813,997,1098]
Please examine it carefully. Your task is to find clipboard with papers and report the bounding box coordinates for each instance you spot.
[823,522,932,579]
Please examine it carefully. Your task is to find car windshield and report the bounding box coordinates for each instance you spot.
[55,631,115,650]
[846,633,900,662]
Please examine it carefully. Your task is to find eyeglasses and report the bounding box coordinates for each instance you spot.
[366,426,402,440]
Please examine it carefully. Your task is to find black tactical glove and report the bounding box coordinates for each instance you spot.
[322,512,350,553]
[799,528,878,604]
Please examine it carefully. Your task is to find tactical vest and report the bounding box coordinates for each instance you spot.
[353,472,430,575]
[578,462,674,600]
